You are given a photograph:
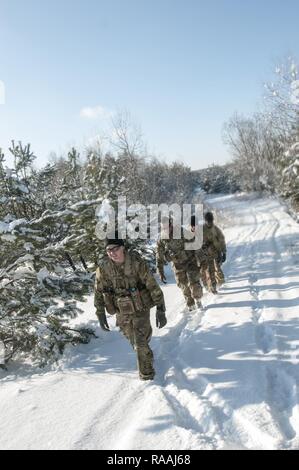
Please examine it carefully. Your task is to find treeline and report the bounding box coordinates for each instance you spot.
[192,164,241,194]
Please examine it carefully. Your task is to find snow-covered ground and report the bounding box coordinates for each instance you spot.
[1,193,299,450]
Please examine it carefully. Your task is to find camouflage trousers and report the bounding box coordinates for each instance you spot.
[174,262,203,308]
[214,258,225,285]
[116,309,154,380]
[200,247,225,291]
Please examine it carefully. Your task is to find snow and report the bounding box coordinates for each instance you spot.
[0,219,26,233]
[37,267,50,284]
[4,169,13,178]
[16,183,29,194]
[24,243,34,252]
[0,234,16,242]
[0,218,27,234]
[95,198,114,223]
[1,193,299,450]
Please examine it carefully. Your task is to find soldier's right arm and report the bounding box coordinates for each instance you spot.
[94,267,111,331]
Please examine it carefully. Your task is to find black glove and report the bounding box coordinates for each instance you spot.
[156,306,167,329]
[98,311,110,331]
[222,252,226,263]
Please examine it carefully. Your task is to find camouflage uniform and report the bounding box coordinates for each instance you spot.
[188,225,213,289]
[202,224,226,290]
[94,250,165,380]
[157,227,203,309]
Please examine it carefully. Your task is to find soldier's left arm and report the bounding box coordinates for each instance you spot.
[216,226,226,253]
[156,239,166,275]
[138,258,165,308]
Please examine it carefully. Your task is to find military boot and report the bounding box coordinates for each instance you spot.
[137,348,155,381]
[186,299,195,311]
[140,372,155,381]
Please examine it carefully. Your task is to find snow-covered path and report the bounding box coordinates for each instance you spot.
[1,194,299,450]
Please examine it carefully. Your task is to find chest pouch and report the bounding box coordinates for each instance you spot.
[129,288,144,312]
[117,296,136,315]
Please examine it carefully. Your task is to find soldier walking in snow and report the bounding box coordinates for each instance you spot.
[189,214,213,289]
[94,235,167,381]
[201,212,226,293]
[156,217,203,311]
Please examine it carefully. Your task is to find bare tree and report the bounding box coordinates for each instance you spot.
[264,57,299,137]
[110,110,145,157]
[223,113,282,192]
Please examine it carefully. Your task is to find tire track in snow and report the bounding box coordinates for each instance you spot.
[223,204,278,355]
[247,208,277,354]
[195,198,297,449]
[246,205,299,447]
[263,213,299,447]
[155,320,230,450]
[161,367,223,449]
[158,317,281,450]
[154,302,274,449]
[152,304,230,449]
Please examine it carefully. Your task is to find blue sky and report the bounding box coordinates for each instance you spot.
[0,0,298,169]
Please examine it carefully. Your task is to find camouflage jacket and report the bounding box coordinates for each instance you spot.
[203,224,226,253]
[156,227,199,274]
[94,250,165,318]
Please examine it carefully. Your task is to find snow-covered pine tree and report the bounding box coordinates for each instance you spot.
[0,214,95,368]
[59,147,84,206]
[0,144,32,219]
[0,144,100,368]
[7,141,37,219]
[32,163,61,214]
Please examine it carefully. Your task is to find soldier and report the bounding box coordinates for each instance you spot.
[202,212,226,291]
[156,217,203,311]
[94,236,167,381]
[190,215,214,292]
